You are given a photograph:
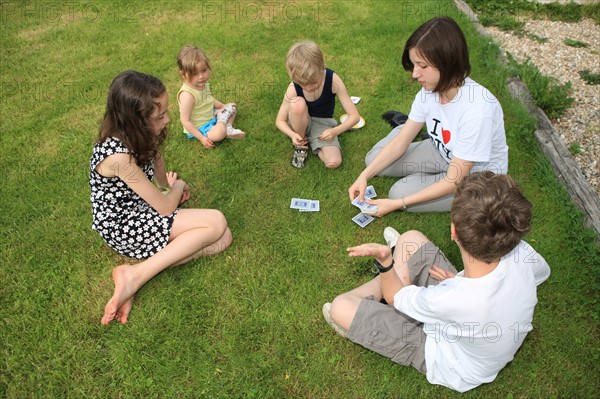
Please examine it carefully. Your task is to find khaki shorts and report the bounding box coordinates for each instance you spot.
[346,242,458,374]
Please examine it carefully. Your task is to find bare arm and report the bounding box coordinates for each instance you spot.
[275,83,308,147]
[153,152,168,189]
[319,73,359,140]
[348,119,423,202]
[213,98,225,110]
[178,91,215,148]
[369,156,474,216]
[347,243,405,305]
[96,153,187,216]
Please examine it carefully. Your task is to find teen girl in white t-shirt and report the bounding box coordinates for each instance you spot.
[349,17,508,213]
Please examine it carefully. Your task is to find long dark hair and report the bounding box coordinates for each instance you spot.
[98,70,168,166]
[402,17,471,94]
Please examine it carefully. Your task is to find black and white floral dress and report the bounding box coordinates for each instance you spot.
[90,137,178,259]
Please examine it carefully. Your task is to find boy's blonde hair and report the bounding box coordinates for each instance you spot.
[177,45,211,81]
[285,41,325,86]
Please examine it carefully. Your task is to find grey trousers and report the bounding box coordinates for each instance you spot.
[365,126,453,212]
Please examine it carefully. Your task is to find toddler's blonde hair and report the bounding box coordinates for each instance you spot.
[177,45,211,81]
[285,41,325,86]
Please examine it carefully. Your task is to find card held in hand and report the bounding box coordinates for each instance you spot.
[364,185,377,199]
[352,196,378,213]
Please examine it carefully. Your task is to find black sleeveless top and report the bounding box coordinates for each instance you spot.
[293,68,335,118]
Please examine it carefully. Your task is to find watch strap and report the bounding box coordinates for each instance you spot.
[374,259,394,273]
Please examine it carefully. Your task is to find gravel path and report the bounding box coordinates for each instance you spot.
[486,19,599,195]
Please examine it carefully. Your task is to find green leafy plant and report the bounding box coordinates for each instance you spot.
[467,0,600,28]
[579,69,600,85]
[569,143,584,156]
[507,56,574,119]
[564,38,589,48]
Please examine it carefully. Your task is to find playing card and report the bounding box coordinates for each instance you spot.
[364,185,377,199]
[300,200,320,212]
[361,205,378,215]
[290,198,310,211]
[352,213,374,228]
[351,196,378,213]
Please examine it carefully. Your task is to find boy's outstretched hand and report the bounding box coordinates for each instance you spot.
[347,243,392,264]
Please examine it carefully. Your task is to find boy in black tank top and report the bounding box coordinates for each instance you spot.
[275,40,360,169]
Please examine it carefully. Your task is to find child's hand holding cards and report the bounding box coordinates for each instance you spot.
[351,185,378,227]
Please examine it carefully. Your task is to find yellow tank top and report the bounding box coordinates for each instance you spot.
[177,82,214,133]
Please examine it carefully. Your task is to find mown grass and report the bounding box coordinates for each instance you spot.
[1,1,599,398]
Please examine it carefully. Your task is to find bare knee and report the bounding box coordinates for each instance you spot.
[198,211,231,255]
[207,123,227,142]
[319,148,342,169]
[324,158,341,169]
[330,296,346,325]
[210,210,228,237]
[330,294,357,330]
[288,96,307,116]
[397,230,430,260]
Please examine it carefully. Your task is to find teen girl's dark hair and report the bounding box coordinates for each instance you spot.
[98,70,167,166]
[402,16,471,93]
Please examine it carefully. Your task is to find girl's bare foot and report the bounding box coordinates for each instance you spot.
[115,297,134,324]
[101,264,137,325]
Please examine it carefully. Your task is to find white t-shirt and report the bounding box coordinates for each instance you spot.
[408,77,508,174]
[394,241,550,392]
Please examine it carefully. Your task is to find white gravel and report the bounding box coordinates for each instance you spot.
[486,19,599,195]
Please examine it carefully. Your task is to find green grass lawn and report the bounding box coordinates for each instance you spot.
[1,1,598,398]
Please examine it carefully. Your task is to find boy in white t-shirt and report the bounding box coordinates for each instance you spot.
[324,171,550,393]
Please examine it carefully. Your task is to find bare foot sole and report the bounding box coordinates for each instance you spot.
[101,264,136,325]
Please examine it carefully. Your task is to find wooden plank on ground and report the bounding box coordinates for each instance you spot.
[507,77,600,238]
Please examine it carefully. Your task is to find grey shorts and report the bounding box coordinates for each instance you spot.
[307,116,340,153]
[346,242,458,374]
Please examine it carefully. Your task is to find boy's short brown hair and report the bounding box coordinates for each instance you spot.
[401,16,471,94]
[285,40,325,86]
[451,172,532,263]
[177,45,211,81]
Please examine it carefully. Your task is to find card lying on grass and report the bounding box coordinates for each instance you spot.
[290,198,320,212]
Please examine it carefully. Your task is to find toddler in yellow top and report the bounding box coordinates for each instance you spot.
[177,45,245,149]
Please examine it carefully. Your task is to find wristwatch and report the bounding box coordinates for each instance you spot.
[374,259,394,273]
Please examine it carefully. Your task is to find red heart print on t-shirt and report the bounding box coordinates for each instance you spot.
[442,128,451,144]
